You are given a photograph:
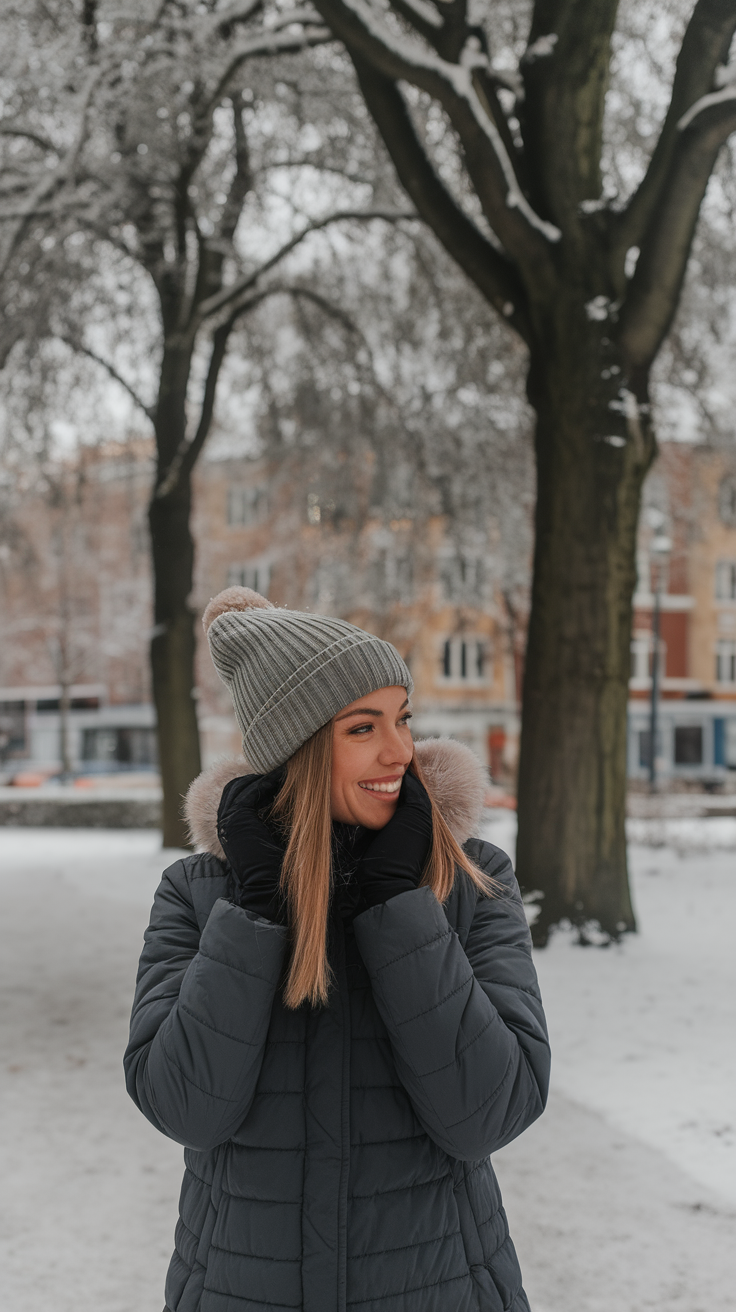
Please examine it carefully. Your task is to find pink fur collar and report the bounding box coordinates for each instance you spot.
[185,737,487,860]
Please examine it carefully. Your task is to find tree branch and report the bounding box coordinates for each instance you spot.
[310,0,560,255]
[351,55,532,340]
[60,339,155,421]
[194,206,417,324]
[615,0,736,257]
[390,0,443,47]
[0,126,58,154]
[0,67,101,278]
[618,100,736,369]
[157,282,364,498]
[211,0,264,35]
[208,21,332,108]
[521,0,619,226]
[217,90,252,245]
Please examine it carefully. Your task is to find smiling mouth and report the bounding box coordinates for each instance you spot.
[358,778,403,795]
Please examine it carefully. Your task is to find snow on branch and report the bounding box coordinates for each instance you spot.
[678,63,736,131]
[522,33,558,64]
[392,0,443,30]
[262,7,327,31]
[450,40,561,242]
[324,0,561,242]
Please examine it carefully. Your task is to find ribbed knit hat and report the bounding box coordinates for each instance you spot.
[203,587,413,772]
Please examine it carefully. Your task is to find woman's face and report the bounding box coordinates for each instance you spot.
[330,685,413,828]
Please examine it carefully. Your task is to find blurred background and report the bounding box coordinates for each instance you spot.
[1,2,735,1310]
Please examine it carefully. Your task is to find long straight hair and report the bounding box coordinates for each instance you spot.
[271,724,496,1009]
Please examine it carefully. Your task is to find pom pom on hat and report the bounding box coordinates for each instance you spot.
[202,586,274,635]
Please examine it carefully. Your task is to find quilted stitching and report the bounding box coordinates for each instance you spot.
[125,841,549,1312]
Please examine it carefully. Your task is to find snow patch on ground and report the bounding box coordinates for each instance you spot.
[482,812,736,1206]
[1,823,734,1311]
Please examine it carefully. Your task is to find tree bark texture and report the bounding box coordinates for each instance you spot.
[149,477,201,850]
[148,342,203,850]
[517,315,654,942]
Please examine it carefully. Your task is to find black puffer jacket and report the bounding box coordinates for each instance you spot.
[125,739,550,1312]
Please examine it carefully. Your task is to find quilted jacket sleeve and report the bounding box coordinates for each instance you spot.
[352,843,549,1161]
[124,858,289,1151]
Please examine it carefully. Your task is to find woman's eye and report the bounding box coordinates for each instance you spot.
[399,714,413,727]
[349,723,374,735]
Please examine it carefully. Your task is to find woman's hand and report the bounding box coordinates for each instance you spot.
[356,771,433,912]
[217,767,288,924]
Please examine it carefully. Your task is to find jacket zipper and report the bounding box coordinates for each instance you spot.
[335,914,350,1312]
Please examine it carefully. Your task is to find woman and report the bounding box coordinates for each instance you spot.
[125,587,550,1312]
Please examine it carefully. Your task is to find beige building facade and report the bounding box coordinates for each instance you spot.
[5,432,735,784]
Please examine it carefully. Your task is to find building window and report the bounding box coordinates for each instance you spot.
[228,484,268,527]
[716,640,736,685]
[630,636,650,680]
[630,635,665,681]
[438,552,487,603]
[715,560,736,601]
[714,718,736,768]
[718,476,736,527]
[439,636,490,684]
[81,727,157,767]
[727,720,736,769]
[373,548,413,602]
[673,725,703,766]
[227,562,271,595]
[0,700,26,759]
[638,729,662,769]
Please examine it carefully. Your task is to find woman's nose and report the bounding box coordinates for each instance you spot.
[378,730,413,766]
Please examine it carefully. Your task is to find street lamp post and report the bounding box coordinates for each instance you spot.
[648,531,672,791]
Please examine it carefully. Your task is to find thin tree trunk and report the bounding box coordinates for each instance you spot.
[149,479,201,848]
[59,672,72,782]
[516,323,655,944]
[149,345,202,848]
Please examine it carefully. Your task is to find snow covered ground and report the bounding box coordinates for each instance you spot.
[0,822,734,1312]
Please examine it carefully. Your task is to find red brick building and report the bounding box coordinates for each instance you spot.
[628,443,736,778]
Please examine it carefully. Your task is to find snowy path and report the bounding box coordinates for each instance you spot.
[0,826,734,1312]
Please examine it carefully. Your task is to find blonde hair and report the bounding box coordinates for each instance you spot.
[271,724,495,1009]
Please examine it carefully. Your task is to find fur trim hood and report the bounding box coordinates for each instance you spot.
[185,737,487,861]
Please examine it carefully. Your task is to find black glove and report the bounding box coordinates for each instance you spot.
[216,767,288,924]
[355,771,433,912]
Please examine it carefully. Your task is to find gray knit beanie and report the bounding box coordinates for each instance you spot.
[203,587,413,772]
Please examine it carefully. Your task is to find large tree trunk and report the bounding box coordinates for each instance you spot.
[516,311,655,945]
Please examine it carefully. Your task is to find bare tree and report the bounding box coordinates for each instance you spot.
[301,0,736,941]
[1,1,415,844]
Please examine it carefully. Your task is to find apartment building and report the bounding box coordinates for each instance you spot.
[0,441,155,775]
[3,433,734,784]
[628,443,736,780]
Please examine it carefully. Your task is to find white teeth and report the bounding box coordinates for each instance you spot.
[359,780,401,794]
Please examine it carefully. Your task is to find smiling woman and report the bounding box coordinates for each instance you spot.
[124,587,550,1312]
